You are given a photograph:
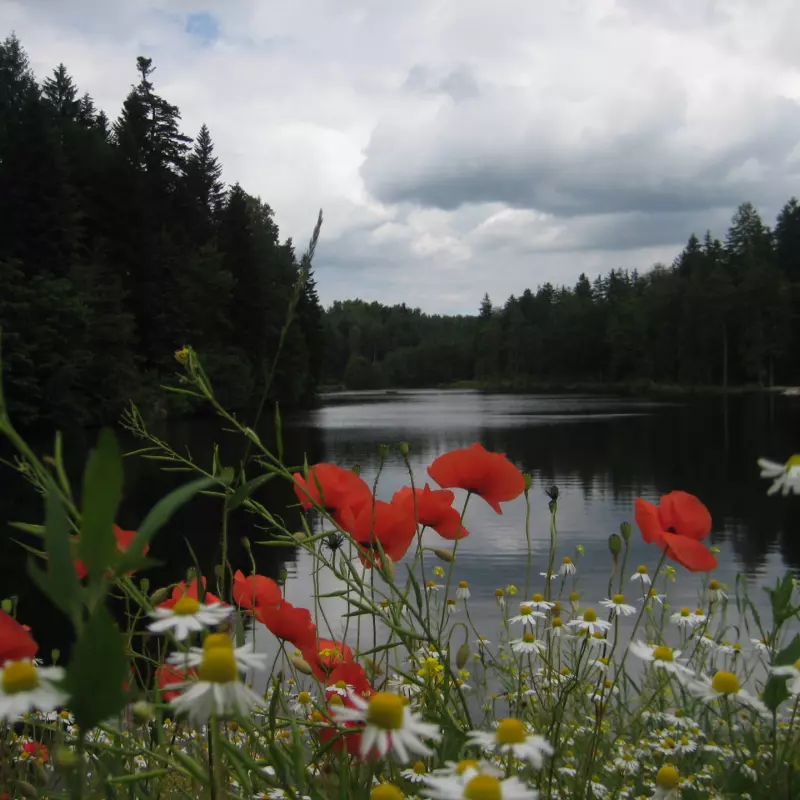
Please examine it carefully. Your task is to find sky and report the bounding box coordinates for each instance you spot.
[4,0,800,314]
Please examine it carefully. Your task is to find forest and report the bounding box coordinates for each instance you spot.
[323,201,800,392]
[0,34,325,429]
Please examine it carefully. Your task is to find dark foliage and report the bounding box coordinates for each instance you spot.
[0,35,324,428]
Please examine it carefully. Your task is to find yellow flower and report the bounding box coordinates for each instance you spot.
[174,346,190,365]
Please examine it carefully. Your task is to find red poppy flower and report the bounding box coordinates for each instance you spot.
[427,443,526,514]
[293,463,373,526]
[232,570,282,609]
[0,610,37,665]
[317,711,366,757]
[22,741,48,762]
[349,499,417,568]
[156,664,194,702]
[326,661,374,699]
[74,525,147,580]
[254,600,317,650]
[300,637,354,680]
[393,483,469,540]
[635,491,717,572]
[159,578,225,609]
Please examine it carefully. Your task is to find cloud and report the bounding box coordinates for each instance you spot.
[4,0,800,313]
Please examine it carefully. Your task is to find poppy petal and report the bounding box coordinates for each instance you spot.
[0,610,38,664]
[659,491,712,540]
[662,532,718,572]
[634,498,665,547]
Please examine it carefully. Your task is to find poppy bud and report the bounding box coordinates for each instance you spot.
[132,701,154,725]
[620,522,631,542]
[241,537,252,553]
[0,598,12,614]
[524,473,533,492]
[398,441,410,457]
[139,577,150,594]
[432,548,455,563]
[608,533,622,557]
[293,531,307,542]
[51,649,60,664]
[291,653,313,674]
[279,567,289,583]
[378,443,390,463]
[545,485,559,501]
[53,745,78,770]
[382,556,396,581]
[351,465,361,477]
[150,587,170,605]
[456,643,471,669]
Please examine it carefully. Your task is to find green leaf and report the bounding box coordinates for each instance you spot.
[775,635,800,666]
[765,571,795,626]
[275,403,284,462]
[8,522,45,537]
[227,472,276,511]
[762,635,800,711]
[33,480,82,620]
[120,470,233,568]
[65,604,128,730]
[79,429,124,581]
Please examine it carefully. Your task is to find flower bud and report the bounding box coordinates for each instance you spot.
[132,701,154,725]
[138,577,150,595]
[524,473,533,492]
[53,745,78,770]
[290,654,313,675]
[241,537,252,553]
[398,441,410,457]
[351,465,361,477]
[279,567,289,584]
[608,533,622,557]
[382,556,396,581]
[149,587,170,606]
[293,531,307,542]
[456,643,471,670]
[378,444,390,463]
[620,522,631,542]
[1,598,12,614]
[432,548,455,563]
[51,649,60,664]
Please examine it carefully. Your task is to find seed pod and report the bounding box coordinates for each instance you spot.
[1,598,12,614]
[620,522,631,542]
[398,441,410,457]
[149,587,170,606]
[291,654,313,675]
[608,533,622,556]
[432,548,455,563]
[456,643,471,670]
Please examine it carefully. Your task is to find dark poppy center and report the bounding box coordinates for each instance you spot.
[666,526,677,534]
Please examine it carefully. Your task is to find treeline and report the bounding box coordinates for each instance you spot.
[0,34,324,428]
[323,200,800,390]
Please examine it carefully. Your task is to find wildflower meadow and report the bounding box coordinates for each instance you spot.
[0,342,799,800]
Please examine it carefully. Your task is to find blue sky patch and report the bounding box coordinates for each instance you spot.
[185,12,220,43]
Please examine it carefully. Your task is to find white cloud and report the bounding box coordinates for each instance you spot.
[3,0,800,313]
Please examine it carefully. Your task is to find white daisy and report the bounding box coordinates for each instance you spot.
[549,618,569,638]
[170,641,263,726]
[707,580,728,604]
[475,636,491,650]
[612,751,640,775]
[567,608,612,635]
[425,581,443,593]
[758,456,800,496]
[628,641,693,678]
[291,690,314,715]
[166,633,267,674]
[688,671,769,716]
[770,660,800,695]
[600,594,636,617]
[423,772,538,800]
[429,759,503,779]
[331,691,441,762]
[467,717,553,769]
[559,556,576,576]
[148,596,232,641]
[652,764,680,800]
[0,660,67,722]
[630,565,651,586]
[456,581,471,601]
[494,589,506,608]
[539,571,558,581]
[751,637,773,655]
[521,594,555,613]
[640,588,667,606]
[402,761,429,784]
[670,607,703,628]
[510,633,546,656]
[508,607,546,627]
[445,599,459,615]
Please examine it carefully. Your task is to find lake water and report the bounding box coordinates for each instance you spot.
[2,390,800,660]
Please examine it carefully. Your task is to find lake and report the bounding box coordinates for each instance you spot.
[2,389,800,660]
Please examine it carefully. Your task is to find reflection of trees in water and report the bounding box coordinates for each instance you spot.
[0,413,325,658]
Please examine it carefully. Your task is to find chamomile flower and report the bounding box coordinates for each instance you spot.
[740,759,758,781]
[425,581,443,593]
[770,659,800,695]
[612,751,640,775]
[508,606,546,627]
[600,594,636,617]
[670,607,703,628]
[148,596,232,641]
[630,565,651,586]
[331,691,441,761]
[170,640,263,726]
[629,641,693,678]
[475,636,491,650]
[0,660,67,722]
[456,582,471,601]
[751,638,773,655]
[758,455,800,496]
[292,690,314,715]
[567,608,612,636]
[641,588,667,606]
[652,764,680,800]
[707,580,727,604]
[401,761,428,784]
[521,594,555,613]
[445,599,458,616]
[689,671,769,716]
[466,717,553,769]
[429,759,503,779]
[166,633,267,674]
[423,773,538,800]
[560,556,576,576]
[549,617,568,638]
[539,571,558,582]
[494,589,506,608]
[510,633,546,655]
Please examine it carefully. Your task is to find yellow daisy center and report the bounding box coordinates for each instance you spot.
[653,646,674,662]
[371,784,404,800]
[298,691,311,705]
[656,764,680,789]
[664,736,676,748]
[464,775,502,800]
[680,607,690,617]
[495,589,505,598]
[709,580,721,591]
[447,599,456,606]
[611,594,624,605]
[592,632,604,640]
[637,565,648,574]
[711,671,740,695]
[520,607,533,616]
[522,633,535,643]
[583,608,597,622]
[365,692,404,730]
[562,556,572,564]
[172,596,201,616]
[1,661,39,695]
[456,759,480,775]
[197,647,237,684]
[794,659,800,670]
[412,761,426,774]
[532,593,544,602]
[329,694,344,707]
[495,718,526,745]
[426,581,437,588]
[695,608,704,616]
[623,753,634,761]
[203,633,232,651]
[459,581,469,589]
[569,591,579,602]
[552,617,563,628]
[335,680,347,689]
